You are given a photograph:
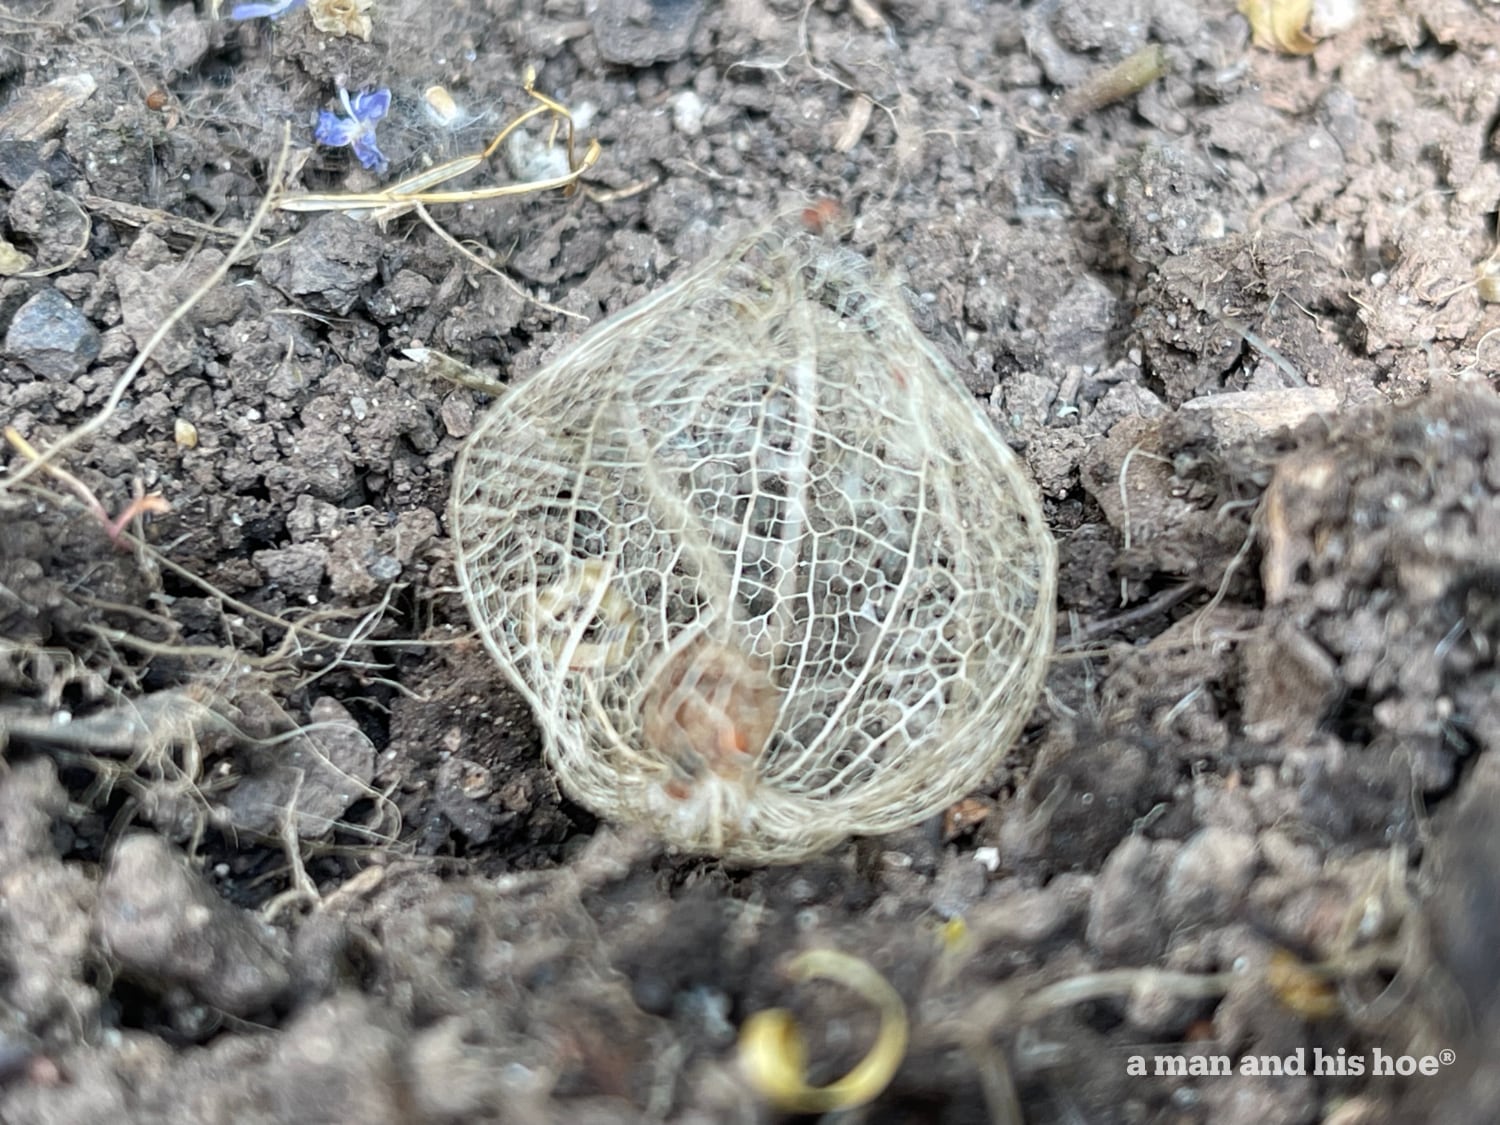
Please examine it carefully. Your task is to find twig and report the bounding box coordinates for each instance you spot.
[3,426,170,542]
[83,193,251,247]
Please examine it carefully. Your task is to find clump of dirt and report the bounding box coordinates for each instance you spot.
[2,0,1499,1122]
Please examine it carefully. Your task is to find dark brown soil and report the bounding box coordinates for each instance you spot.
[2,1,1499,1123]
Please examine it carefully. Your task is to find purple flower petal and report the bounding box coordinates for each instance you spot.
[229,0,305,20]
[313,110,359,147]
[350,88,391,123]
[313,86,392,175]
[351,135,388,173]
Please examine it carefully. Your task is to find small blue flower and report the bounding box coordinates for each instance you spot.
[314,87,391,174]
[229,0,305,19]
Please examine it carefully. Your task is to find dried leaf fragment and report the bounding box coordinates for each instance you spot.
[1265,947,1341,1019]
[1239,0,1317,55]
[309,0,372,40]
[1476,256,1500,304]
[0,238,33,277]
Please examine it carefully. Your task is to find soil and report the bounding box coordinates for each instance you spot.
[1,1,1499,1123]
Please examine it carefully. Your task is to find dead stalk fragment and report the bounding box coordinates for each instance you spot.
[4,425,170,542]
[1061,44,1169,118]
[450,222,1057,863]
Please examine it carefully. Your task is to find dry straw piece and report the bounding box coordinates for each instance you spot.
[451,223,1056,863]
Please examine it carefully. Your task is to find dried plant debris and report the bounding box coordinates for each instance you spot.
[308,0,373,41]
[1240,0,1320,55]
[452,223,1057,863]
[230,0,373,38]
[1239,0,1359,55]
[276,72,599,216]
[1061,44,1169,118]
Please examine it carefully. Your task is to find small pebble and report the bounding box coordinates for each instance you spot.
[4,287,100,378]
[672,91,705,137]
[1164,827,1258,928]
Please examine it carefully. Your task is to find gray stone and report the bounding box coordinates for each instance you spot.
[0,140,44,190]
[95,834,290,1015]
[1086,834,1174,962]
[256,213,383,315]
[1163,827,1259,928]
[1043,274,1119,370]
[252,542,329,601]
[219,696,377,840]
[588,0,704,66]
[4,287,100,378]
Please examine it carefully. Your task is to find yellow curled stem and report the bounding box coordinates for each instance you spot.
[738,948,909,1114]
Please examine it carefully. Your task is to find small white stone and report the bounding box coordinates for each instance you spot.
[671,90,705,137]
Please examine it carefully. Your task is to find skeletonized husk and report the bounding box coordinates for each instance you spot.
[451,224,1056,863]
